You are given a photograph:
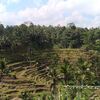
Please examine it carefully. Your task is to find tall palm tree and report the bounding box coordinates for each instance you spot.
[49,54,59,100]
[61,59,71,85]
[0,58,6,72]
[0,58,6,81]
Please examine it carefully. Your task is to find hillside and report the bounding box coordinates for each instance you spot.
[0,49,100,99]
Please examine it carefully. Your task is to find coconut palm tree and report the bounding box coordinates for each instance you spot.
[0,58,6,81]
[61,59,71,85]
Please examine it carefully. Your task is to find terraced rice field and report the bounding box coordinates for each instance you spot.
[0,60,51,99]
[0,49,100,99]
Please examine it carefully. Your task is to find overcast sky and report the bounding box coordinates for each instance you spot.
[0,0,100,27]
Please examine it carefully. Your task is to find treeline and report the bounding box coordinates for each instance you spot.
[0,23,100,52]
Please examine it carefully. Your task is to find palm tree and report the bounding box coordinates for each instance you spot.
[61,59,71,85]
[49,54,59,100]
[0,58,6,72]
[0,58,6,81]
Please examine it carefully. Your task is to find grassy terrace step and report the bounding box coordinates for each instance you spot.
[24,64,37,69]
[38,72,49,77]
[1,79,34,84]
[12,63,37,71]
[0,83,34,88]
[4,90,19,95]
[7,61,36,69]
[25,69,37,75]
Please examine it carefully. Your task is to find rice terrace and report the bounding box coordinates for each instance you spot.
[0,23,100,100]
[0,0,100,99]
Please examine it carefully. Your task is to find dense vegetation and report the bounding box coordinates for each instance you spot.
[0,23,100,51]
[0,23,100,99]
[0,23,100,52]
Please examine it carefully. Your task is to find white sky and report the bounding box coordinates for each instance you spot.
[0,0,100,27]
